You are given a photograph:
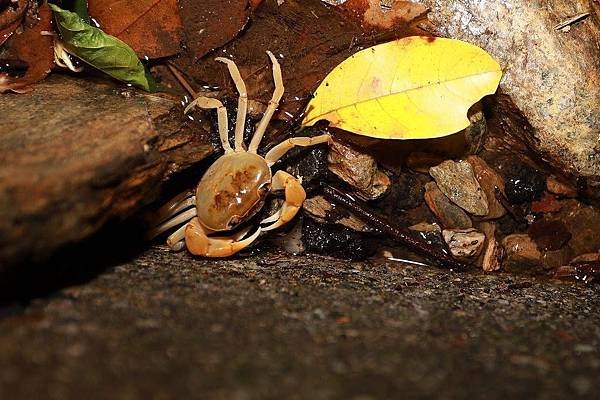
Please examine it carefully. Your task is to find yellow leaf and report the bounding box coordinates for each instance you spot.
[302,36,502,139]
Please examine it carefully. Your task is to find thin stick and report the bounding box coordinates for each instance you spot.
[322,185,468,271]
[166,61,197,98]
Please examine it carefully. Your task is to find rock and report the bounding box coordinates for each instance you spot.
[556,200,600,256]
[541,247,574,269]
[528,219,572,251]
[301,217,375,260]
[570,253,600,264]
[269,219,305,255]
[463,106,487,155]
[408,222,441,234]
[554,262,600,284]
[424,182,472,229]
[466,155,506,220]
[327,139,390,199]
[416,0,600,194]
[502,234,542,273]
[530,192,563,214]
[285,144,329,188]
[408,222,446,252]
[302,195,370,232]
[0,75,213,271]
[546,176,578,198]
[442,228,485,258]
[374,172,424,214]
[429,160,489,216]
[478,222,503,272]
[500,162,545,204]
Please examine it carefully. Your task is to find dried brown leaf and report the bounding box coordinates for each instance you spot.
[0,0,28,46]
[88,0,184,59]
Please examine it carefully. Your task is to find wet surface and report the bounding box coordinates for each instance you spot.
[1,246,599,399]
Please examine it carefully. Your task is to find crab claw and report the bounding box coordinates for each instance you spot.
[185,218,262,258]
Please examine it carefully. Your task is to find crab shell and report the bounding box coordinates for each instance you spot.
[196,152,272,231]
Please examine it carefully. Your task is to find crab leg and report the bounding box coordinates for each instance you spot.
[248,51,284,153]
[166,223,189,251]
[150,190,195,225]
[261,170,305,231]
[185,97,232,153]
[216,57,248,152]
[264,134,331,166]
[149,207,198,242]
[185,217,262,257]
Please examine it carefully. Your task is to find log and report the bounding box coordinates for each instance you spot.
[0,75,212,271]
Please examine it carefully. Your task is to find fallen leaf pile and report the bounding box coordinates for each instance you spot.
[0,1,54,93]
[0,0,501,141]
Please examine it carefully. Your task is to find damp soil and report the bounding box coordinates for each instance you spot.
[0,246,598,399]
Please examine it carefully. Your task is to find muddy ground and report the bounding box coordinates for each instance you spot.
[0,246,598,399]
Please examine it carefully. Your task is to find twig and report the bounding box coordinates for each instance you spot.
[554,12,590,31]
[166,61,197,98]
[322,184,468,270]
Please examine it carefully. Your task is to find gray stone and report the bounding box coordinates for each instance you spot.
[442,228,485,258]
[417,0,600,194]
[430,160,489,216]
[467,155,506,220]
[424,182,473,229]
[327,139,390,199]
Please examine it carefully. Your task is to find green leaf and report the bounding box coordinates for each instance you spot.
[72,0,90,23]
[49,4,156,91]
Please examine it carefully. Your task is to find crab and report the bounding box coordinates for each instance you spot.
[148,51,331,257]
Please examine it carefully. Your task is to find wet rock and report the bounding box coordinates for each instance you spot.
[408,222,441,234]
[269,219,305,255]
[374,172,424,214]
[556,201,600,256]
[328,140,390,199]
[540,247,574,269]
[417,0,600,193]
[478,222,503,272]
[466,155,506,220]
[424,182,472,229]
[570,253,600,264]
[301,217,375,260]
[546,176,578,198]
[501,162,545,204]
[429,160,489,216]
[302,195,369,232]
[442,228,485,258]
[530,192,563,214]
[554,262,600,284]
[463,107,487,155]
[408,222,446,252]
[528,219,571,251]
[495,213,527,236]
[502,234,543,273]
[0,75,212,270]
[285,143,329,189]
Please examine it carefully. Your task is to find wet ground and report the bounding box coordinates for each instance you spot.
[0,246,599,399]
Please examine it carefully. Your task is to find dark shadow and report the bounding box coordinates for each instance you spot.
[0,216,151,305]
